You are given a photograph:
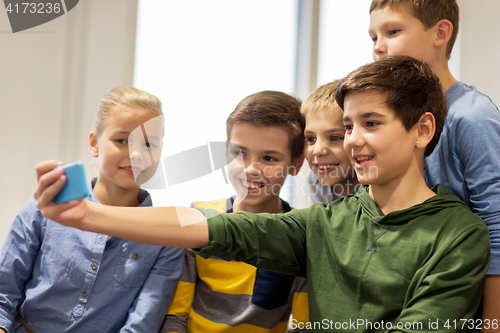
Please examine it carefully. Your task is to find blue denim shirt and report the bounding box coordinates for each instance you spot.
[0,179,185,333]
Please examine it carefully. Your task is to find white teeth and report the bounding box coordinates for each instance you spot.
[317,165,336,170]
[356,157,371,162]
[243,181,264,189]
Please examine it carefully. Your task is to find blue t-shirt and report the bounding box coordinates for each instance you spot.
[425,81,500,274]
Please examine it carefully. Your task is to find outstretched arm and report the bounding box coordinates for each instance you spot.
[34,161,209,248]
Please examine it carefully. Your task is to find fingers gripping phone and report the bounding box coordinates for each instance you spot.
[54,161,89,204]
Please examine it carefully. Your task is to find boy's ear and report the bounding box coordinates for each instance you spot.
[434,19,453,49]
[89,131,99,157]
[288,153,305,176]
[415,112,436,150]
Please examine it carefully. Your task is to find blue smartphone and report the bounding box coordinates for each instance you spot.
[54,161,89,204]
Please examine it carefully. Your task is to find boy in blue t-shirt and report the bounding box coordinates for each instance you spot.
[368,0,500,323]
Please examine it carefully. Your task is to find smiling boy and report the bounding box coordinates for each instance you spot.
[302,80,359,204]
[368,1,500,324]
[35,56,490,332]
[160,91,308,333]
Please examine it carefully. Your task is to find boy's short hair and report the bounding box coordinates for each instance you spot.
[335,55,447,157]
[301,80,343,119]
[369,0,459,59]
[226,91,304,162]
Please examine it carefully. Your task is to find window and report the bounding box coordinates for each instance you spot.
[317,0,373,85]
[134,0,298,206]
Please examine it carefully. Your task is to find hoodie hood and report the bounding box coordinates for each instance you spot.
[354,184,468,252]
[355,184,467,226]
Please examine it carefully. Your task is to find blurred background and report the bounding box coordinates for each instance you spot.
[1,0,499,243]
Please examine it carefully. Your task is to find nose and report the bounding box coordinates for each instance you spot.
[244,159,262,179]
[312,138,328,157]
[373,38,387,61]
[129,148,142,160]
[129,142,144,162]
[344,126,364,149]
[129,140,157,167]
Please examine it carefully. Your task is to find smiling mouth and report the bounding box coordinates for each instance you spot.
[316,164,339,172]
[121,166,143,175]
[241,180,266,190]
[354,156,373,167]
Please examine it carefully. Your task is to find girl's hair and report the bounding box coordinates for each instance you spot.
[93,87,163,136]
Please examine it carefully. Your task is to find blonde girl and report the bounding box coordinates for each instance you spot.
[0,87,184,333]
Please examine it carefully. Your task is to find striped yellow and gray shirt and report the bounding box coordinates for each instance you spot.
[159,197,309,333]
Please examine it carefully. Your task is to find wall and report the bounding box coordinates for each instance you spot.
[457,0,500,105]
[0,0,138,242]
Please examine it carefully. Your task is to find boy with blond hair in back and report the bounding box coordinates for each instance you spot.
[301,79,359,204]
[368,0,500,325]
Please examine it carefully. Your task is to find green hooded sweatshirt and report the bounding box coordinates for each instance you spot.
[195,185,490,332]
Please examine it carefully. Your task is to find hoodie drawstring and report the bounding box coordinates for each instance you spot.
[367,217,392,252]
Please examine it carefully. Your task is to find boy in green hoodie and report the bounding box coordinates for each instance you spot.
[35,56,491,332]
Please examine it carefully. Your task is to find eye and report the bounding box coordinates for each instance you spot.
[263,156,278,162]
[144,142,157,148]
[388,29,400,36]
[305,136,316,144]
[344,124,353,133]
[115,139,127,144]
[229,148,243,157]
[330,135,343,142]
[370,35,377,43]
[366,121,379,127]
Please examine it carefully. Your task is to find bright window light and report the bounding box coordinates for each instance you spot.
[134,0,297,207]
[317,0,374,86]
